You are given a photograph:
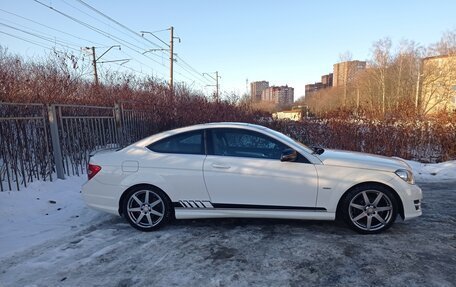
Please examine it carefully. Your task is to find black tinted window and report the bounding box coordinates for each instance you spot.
[148,130,204,155]
[210,128,287,159]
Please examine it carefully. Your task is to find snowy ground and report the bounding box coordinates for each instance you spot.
[406,160,456,182]
[0,161,455,286]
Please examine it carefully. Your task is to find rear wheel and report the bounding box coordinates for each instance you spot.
[341,184,398,234]
[122,186,171,231]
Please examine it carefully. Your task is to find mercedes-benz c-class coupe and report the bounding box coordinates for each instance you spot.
[82,122,422,234]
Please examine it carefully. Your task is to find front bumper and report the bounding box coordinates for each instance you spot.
[402,183,423,220]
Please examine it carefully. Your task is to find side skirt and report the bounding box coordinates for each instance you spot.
[174,208,335,221]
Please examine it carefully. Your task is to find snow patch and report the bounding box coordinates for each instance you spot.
[407,160,456,182]
[0,176,111,259]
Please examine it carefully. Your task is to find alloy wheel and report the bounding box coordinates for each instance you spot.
[126,190,165,228]
[348,190,394,232]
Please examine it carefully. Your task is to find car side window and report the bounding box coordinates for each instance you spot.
[147,130,204,155]
[210,128,288,160]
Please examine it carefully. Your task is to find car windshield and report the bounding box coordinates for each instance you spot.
[263,127,314,154]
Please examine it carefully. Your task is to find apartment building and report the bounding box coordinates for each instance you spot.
[250,81,269,102]
[333,60,366,87]
[261,86,294,106]
[420,54,456,114]
[321,73,333,88]
[305,73,333,96]
[305,82,324,96]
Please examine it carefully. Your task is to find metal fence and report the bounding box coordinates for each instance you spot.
[56,104,120,177]
[121,108,157,144]
[0,102,154,191]
[0,103,53,191]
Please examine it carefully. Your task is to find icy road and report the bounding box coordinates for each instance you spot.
[1,179,456,286]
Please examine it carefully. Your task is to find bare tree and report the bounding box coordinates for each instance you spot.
[370,38,392,116]
[338,51,353,107]
[389,40,424,113]
[429,29,456,56]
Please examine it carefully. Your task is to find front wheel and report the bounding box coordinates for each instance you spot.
[122,186,171,231]
[341,185,398,234]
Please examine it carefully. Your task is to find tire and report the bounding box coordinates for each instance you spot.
[341,184,398,234]
[122,186,172,232]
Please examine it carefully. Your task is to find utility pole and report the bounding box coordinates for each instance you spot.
[170,26,174,91]
[215,71,219,100]
[203,71,221,101]
[141,27,180,92]
[85,45,124,86]
[91,46,98,86]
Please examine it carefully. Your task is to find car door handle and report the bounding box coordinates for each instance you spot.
[211,163,231,169]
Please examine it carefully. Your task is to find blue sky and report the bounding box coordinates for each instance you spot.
[1,0,455,99]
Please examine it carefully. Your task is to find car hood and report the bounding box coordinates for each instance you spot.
[316,149,410,172]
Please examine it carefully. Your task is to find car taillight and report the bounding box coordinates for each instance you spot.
[88,164,102,180]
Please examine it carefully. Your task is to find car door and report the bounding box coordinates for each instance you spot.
[203,128,319,209]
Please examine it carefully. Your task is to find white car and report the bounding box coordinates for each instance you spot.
[82,122,422,234]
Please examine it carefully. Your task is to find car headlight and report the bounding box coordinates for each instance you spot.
[395,169,415,184]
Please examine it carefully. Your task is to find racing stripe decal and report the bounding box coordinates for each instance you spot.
[176,200,214,208]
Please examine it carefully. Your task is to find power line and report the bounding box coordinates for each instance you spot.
[176,55,204,76]
[203,71,221,101]
[0,22,80,51]
[2,27,165,86]
[71,1,212,89]
[142,28,213,89]
[146,28,170,34]
[33,0,149,53]
[174,69,206,85]
[0,8,106,47]
[174,62,211,86]
[2,7,166,83]
[175,55,212,84]
[2,25,208,90]
[30,0,216,89]
[0,30,53,50]
[73,0,164,50]
[119,49,167,79]
[113,62,148,76]
[0,18,83,48]
[61,0,161,53]
[33,0,171,70]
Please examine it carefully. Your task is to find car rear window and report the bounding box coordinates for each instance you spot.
[147,130,204,155]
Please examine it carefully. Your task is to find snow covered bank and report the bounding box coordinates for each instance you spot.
[0,176,110,259]
[407,160,456,182]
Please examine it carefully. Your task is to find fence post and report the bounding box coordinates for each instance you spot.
[48,105,65,179]
[114,103,123,146]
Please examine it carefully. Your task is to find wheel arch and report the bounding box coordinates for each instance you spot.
[335,181,404,220]
[118,183,175,218]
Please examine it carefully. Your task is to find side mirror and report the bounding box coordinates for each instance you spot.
[280,148,297,162]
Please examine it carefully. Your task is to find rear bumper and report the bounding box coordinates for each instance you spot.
[81,179,124,215]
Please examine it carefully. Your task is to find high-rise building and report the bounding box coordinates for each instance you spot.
[305,73,333,97]
[321,73,333,88]
[250,81,269,102]
[333,60,366,87]
[261,86,294,106]
[305,82,324,96]
[420,55,456,114]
